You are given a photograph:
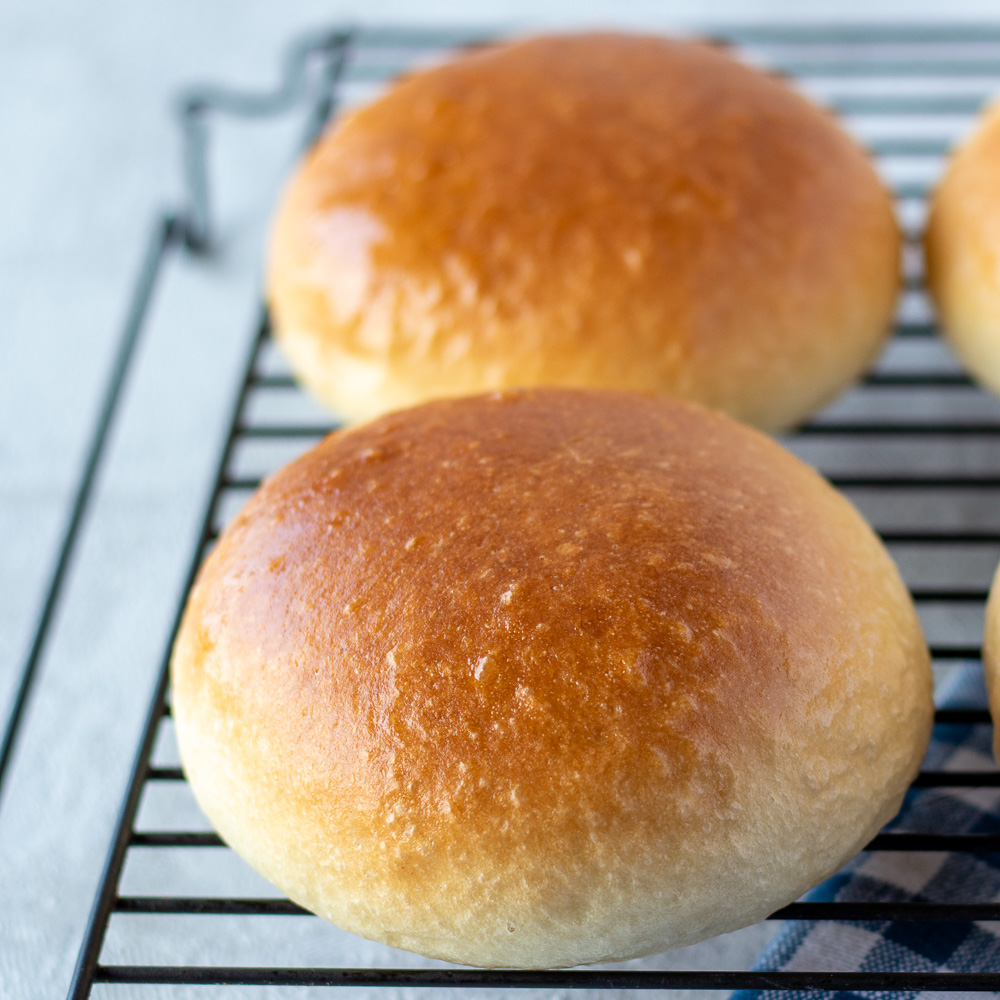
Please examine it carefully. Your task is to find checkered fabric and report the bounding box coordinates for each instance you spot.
[731,667,1000,1000]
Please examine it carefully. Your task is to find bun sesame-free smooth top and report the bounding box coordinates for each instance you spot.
[171,389,933,969]
[268,33,901,431]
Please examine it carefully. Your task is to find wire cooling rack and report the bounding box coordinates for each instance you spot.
[12,21,994,997]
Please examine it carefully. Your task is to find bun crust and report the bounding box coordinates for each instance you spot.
[985,563,1000,761]
[926,101,1000,396]
[172,389,932,969]
[267,33,900,431]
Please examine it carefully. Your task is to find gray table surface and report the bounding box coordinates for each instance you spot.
[5,2,1000,997]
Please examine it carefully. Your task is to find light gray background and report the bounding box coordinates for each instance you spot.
[5,2,1000,998]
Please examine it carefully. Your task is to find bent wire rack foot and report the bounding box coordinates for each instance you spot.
[65,22,1000,996]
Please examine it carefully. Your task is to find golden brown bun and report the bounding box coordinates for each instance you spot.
[926,101,1000,397]
[985,563,1000,760]
[172,389,932,968]
[267,33,900,432]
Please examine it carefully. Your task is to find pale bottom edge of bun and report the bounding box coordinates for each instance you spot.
[176,701,917,971]
[275,324,501,425]
[283,787,908,970]
[985,564,1000,763]
[273,321,879,435]
[944,315,1000,400]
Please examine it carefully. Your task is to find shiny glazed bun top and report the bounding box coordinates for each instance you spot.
[268,33,901,431]
[172,389,932,970]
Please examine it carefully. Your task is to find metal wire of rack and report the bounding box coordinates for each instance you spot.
[43,21,1000,996]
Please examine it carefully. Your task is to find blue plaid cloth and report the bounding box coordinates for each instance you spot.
[732,667,1000,1000]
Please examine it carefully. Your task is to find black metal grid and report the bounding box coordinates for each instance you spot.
[43,22,1000,996]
